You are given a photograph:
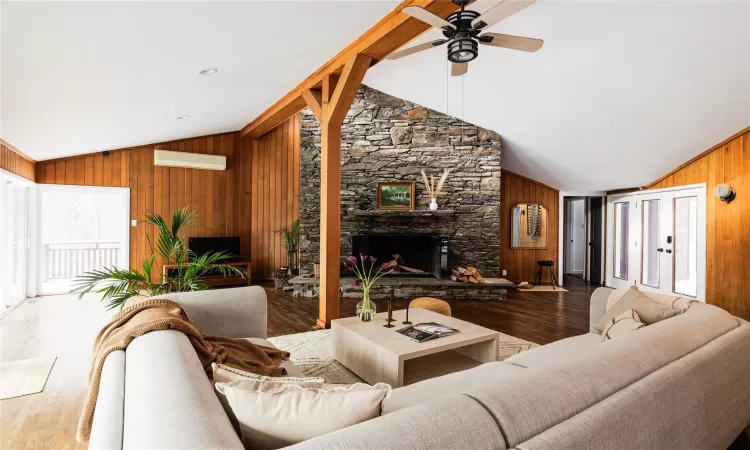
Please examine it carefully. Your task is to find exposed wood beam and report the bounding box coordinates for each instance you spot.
[239,0,463,139]
[325,54,372,125]
[301,89,323,122]
[317,123,342,329]
[314,54,372,329]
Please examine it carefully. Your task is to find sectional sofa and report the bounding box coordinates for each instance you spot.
[89,286,750,449]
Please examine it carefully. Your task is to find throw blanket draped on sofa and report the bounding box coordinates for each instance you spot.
[76,298,289,443]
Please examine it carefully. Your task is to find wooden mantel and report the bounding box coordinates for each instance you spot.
[240,0,465,328]
[239,0,464,140]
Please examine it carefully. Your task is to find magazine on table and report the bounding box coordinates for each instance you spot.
[396,322,460,343]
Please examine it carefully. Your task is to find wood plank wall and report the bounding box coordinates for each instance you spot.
[1,142,36,182]
[35,132,251,274]
[500,169,560,284]
[647,126,750,320]
[247,114,300,280]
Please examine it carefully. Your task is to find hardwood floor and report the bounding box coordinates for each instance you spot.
[0,277,593,449]
[267,275,596,345]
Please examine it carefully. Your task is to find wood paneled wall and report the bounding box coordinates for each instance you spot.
[1,142,36,182]
[648,126,750,320]
[500,170,560,284]
[247,114,300,280]
[35,132,251,274]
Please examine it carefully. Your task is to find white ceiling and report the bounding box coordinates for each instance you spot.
[1,0,398,161]
[365,0,750,191]
[3,1,749,191]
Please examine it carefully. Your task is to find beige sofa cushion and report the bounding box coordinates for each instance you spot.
[212,363,324,384]
[463,303,738,448]
[594,288,684,332]
[216,380,391,449]
[285,394,507,450]
[515,323,750,450]
[383,361,524,414]
[602,309,645,341]
[505,333,602,369]
[606,287,694,311]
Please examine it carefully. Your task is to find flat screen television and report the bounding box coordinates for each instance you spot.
[188,237,241,262]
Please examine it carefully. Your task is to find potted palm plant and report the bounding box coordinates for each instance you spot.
[72,206,246,310]
[276,219,300,275]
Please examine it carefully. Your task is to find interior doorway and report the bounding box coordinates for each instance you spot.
[564,198,586,278]
[560,194,605,285]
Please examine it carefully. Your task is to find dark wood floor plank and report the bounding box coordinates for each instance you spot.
[265,276,596,345]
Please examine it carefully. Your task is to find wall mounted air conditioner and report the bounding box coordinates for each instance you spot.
[153,149,226,171]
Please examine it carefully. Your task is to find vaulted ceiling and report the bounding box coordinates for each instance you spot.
[0,0,398,160]
[364,0,750,191]
[2,1,749,192]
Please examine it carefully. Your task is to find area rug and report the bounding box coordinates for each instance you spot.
[268,329,539,384]
[517,285,568,292]
[0,357,57,399]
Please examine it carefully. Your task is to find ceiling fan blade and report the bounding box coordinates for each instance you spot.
[479,33,543,52]
[387,39,448,60]
[451,62,468,77]
[402,6,456,31]
[472,0,535,31]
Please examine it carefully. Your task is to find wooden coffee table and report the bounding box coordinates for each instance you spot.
[332,308,499,387]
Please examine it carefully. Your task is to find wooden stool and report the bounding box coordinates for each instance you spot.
[534,260,559,289]
[408,297,452,317]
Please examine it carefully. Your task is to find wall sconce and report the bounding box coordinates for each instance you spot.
[715,184,735,203]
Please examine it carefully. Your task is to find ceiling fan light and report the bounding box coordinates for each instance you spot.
[448,38,478,63]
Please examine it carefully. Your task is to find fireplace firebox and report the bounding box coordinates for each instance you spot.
[350,233,449,279]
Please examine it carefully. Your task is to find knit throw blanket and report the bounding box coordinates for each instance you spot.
[76,298,290,443]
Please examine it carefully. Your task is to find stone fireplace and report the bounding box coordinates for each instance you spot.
[294,85,503,298]
[351,233,450,279]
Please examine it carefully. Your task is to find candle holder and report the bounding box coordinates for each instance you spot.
[384,289,396,328]
[403,304,412,325]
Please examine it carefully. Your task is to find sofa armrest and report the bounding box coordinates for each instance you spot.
[590,287,614,332]
[89,351,125,450]
[157,286,267,338]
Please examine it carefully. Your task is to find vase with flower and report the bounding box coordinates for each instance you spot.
[344,254,397,322]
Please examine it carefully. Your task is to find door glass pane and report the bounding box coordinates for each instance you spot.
[613,202,629,280]
[673,196,697,297]
[641,199,660,288]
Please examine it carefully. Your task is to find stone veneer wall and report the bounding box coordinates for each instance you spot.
[299,85,501,279]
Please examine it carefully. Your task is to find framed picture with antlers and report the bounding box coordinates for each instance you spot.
[377,182,415,210]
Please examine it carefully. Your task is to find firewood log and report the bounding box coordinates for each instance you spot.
[468,276,479,284]
[450,275,458,282]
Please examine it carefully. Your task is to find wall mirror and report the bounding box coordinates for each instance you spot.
[511,203,548,249]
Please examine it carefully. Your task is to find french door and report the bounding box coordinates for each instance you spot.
[606,184,706,300]
[0,174,28,310]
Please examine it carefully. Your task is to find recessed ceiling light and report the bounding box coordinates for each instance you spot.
[176,115,190,120]
[199,68,218,75]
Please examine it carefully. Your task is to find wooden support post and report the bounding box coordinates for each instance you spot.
[307,54,372,329]
[317,123,342,328]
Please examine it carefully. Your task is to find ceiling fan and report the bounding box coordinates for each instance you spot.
[387,0,543,76]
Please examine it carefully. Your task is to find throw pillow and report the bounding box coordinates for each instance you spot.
[602,309,645,341]
[594,288,684,332]
[211,363,325,384]
[215,380,391,449]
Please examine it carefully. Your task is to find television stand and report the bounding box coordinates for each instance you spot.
[162,261,251,288]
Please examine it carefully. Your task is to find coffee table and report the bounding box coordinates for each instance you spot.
[331,308,499,387]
